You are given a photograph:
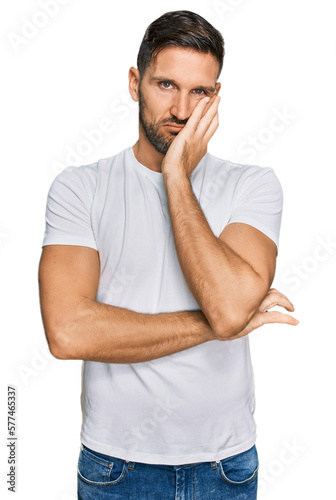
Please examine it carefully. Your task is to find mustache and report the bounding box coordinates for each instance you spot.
[161,117,188,126]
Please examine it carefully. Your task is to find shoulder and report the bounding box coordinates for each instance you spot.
[48,149,127,198]
[205,153,283,196]
[206,152,281,181]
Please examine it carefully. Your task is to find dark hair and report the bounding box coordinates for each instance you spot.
[137,10,225,80]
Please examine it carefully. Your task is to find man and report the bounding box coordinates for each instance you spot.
[39,10,298,500]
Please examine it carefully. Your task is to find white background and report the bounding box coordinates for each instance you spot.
[1,0,335,498]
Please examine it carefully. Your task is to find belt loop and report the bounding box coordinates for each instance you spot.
[127,461,135,470]
[210,461,218,470]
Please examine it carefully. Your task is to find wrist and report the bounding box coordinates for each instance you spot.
[162,169,190,191]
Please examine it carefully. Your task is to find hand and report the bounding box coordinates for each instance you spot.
[161,95,221,180]
[226,288,299,340]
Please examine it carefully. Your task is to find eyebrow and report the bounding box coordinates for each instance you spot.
[151,77,217,94]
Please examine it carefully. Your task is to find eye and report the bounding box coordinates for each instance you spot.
[193,89,206,95]
[160,81,173,90]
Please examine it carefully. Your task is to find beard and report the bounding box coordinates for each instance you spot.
[138,88,187,155]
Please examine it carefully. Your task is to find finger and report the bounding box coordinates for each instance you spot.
[260,310,300,326]
[194,99,220,143]
[187,95,220,133]
[267,288,295,308]
[202,94,219,116]
[203,112,219,144]
[262,298,295,314]
[260,290,295,312]
[186,97,212,131]
[198,95,220,128]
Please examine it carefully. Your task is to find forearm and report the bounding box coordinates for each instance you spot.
[163,174,266,337]
[46,299,214,363]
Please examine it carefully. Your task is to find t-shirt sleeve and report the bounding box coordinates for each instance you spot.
[42,167,97,250]
[227,166,283,249]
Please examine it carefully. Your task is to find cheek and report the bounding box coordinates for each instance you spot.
[141,86,175,123]
[145,99,167,122]
[153,101,174,125]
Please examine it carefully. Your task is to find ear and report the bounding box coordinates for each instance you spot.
[215,82,221,96]
[129,67,140,102]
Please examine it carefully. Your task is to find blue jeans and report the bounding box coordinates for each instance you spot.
[77,444,258,499]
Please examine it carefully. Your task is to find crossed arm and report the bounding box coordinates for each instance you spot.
[160,96,297,337]
[38,97,298,363]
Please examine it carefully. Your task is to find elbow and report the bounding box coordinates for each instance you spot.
[49,342,71,361]
[45,325,77,360]
[210,318,247,340]
[41,301,89,360]
[210,310,251,341]
[211,278,268,340]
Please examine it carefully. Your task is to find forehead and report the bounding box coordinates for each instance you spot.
[146,46,219,87]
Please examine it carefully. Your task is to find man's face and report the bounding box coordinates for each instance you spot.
[137,47,221,155]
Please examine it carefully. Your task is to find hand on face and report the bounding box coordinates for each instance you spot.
[161,94,221,180]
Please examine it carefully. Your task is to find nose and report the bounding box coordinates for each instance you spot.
[170,92,192,122]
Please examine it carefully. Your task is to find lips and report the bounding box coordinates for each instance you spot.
[164,123,185,131]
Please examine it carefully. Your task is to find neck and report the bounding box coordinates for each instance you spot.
[132,128,165,173]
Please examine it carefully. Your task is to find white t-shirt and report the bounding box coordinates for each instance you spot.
[42,146,283,465]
